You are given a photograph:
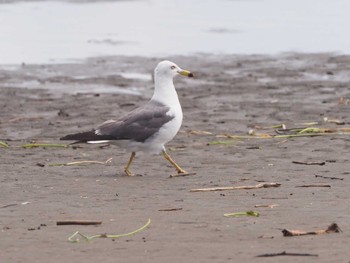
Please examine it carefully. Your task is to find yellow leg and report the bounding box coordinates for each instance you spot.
[162,150,188,174]
[124,152,136,176]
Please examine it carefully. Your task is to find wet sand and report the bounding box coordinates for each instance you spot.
[1,53,350,262]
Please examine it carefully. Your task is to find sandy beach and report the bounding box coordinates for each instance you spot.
[1,53,350,262]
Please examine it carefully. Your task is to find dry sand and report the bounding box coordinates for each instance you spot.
[1,53,350,262]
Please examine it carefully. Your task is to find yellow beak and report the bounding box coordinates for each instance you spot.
[178,70,194,78]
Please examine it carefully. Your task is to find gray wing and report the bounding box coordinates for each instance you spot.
[61,100,173,143]
[97,101,173,142]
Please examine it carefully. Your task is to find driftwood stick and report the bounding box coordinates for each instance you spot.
[295,184,331,188]
[256,251,318,257]
[0,203,18,209]
[57,220,102,226]
[282,223,341,237]
[254,204,279,208]
[158,208,183,212]
[315,174,344,180]
[50,158,113,167]
[190,182,281,192]
[292,161,325,165]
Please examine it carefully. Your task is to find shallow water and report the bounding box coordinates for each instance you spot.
[0,0,349,64]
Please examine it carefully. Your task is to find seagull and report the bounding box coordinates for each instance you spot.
[60,60,194,176]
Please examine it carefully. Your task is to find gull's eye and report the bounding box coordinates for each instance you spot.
[170,65,176,70]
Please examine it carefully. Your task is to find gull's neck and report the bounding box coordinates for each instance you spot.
[151,74,181,108]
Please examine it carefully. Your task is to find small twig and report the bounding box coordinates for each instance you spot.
[158,208,183,212]
[275,127,308,135]
[252,123,286,130]
[323,117,345,125]
[282,223,341,237]
[256,251,318,257]
[0,203,18,209]
[292,161,325,166]
[315,174,344,180]
[258,235,274,239]
[50,158,113,166]
[254,204,279,208]
[68,218,151,243]
[190,182,281,192]
[169,172,196,178]
[298,127,331,134]
[269,124,287,129]
[273,133,327,138]
[224,211,260,217]
[295,184,331,188]
[22,143,67,149]
[57,220,102,226]
[0,138,22,142]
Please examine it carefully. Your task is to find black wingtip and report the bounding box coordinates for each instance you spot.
[60,130,115,142]
[60,134,77,141]
[60,135,69,140]
[60,131,95,141]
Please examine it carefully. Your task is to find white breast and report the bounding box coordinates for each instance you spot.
[143,106,183,154]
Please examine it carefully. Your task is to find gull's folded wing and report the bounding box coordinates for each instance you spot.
[60,100,173,143]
